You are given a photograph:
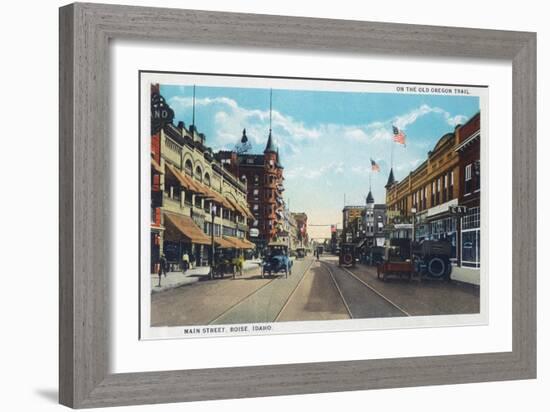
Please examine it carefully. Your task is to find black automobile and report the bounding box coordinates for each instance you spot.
[338,243,357,267]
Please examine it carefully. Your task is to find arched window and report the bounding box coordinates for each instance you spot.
[184,159,193,175]
[204,172,211,186]
[195,165,203,182]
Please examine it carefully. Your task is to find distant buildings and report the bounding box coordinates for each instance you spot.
[384,112,481,284]
[342,206,364,243]
[291,212,309,247]
[362,190,387,247]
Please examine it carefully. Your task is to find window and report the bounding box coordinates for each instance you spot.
[204,172,211,186]
[474,160,480,191]
[431,181,435,206]
[184,159,193,175]
[443,174,448,202]
[465,164,472,194]
[253,175,259,185]
[449,171,454,200]
[195,165,202,182]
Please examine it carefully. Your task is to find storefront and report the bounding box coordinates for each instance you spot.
[163,211,211,268]
[460,206,480,268]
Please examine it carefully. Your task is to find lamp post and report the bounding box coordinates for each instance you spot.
[210,203,217,279]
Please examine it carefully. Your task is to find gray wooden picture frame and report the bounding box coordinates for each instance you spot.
[59,2,536,408]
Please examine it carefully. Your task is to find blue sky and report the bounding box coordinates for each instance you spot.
[160,83,479,239]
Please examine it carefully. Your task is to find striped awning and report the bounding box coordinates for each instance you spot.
[163,212,211,245]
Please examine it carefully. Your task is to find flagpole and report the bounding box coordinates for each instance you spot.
[391,138,394,169]
[192,84,196,128]
[369,170,372,192]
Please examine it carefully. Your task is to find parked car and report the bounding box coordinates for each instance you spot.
[262,243,293,278]
[296,247,306,259]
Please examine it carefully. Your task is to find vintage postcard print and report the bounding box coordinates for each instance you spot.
[139,72,486,340]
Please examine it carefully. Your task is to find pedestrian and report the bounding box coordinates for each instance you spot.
[159,254,168,277]
[182,251,190,273]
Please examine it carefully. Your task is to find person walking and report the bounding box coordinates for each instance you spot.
[182,251,190,273]
[159,253,168,277]
[158,254,168,286]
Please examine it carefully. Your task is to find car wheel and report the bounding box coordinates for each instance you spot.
[427,257,446,278]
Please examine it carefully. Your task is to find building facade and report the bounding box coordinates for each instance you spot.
[217,129,286,251]
[342,206,365,243]
[456,113,481,271]
[362,190,387,247]
[384,112,481,284]
[291,212,309,247]
[150,85,254,272]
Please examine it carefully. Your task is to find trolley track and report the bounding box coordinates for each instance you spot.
[320,260,410,318]
[319,261,353,319]
[210,258,314,325]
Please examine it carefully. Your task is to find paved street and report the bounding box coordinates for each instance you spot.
[151,255,479,327]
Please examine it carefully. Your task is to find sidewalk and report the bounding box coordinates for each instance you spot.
[151,259,262,294]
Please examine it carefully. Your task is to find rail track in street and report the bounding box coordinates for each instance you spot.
[320,260,410,319]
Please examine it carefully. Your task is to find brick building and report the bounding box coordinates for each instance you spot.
[384,112,481,284]
[455,113,481,271]
[217,129,285,251]
[342,206,365,243]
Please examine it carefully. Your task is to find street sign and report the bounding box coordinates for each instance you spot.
[449,205,468,215]
[151,92,174,134]
[249,228,259,238]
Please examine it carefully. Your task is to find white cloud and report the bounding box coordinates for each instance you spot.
[285,161,345,180]
[168,96,467,152]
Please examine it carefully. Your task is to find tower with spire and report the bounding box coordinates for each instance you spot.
[216,88,286,249]
[385,168,396,188]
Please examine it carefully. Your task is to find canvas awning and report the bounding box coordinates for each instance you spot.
[163,212,211,245]
[222,236,241,249]
[151,158,163,174]
[165,164,199,193]
[214,236,233,249]
[239,238,256,249]
[224,236,255,249]
[165,163,215,198]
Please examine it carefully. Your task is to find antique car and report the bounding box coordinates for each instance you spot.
[261,242,293,278]
[212,248,243,279]
[338,243,357,267]
[377,239,453,281]
[412,239,453,280]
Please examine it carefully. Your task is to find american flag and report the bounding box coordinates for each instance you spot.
[392,125,406,146]
[370,158,380,172]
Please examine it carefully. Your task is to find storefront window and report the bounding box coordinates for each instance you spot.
[461,230,480,268]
